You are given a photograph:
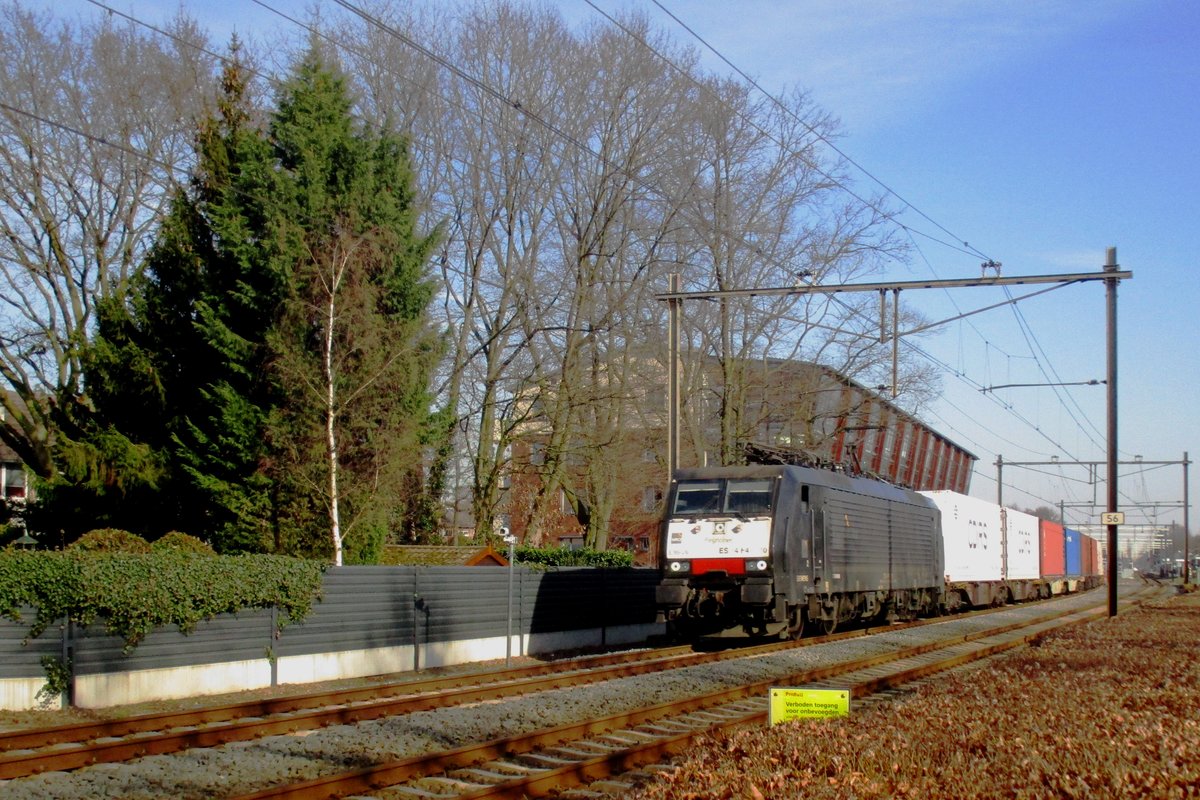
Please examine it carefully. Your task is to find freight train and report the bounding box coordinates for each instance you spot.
[655,464,1103,639]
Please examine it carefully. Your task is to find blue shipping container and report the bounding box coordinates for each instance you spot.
[1064,527,1083,576]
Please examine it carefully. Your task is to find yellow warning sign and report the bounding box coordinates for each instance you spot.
[768,687,850,724]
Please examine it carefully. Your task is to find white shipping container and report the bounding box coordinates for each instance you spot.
[1002,507,1041,580]
[920,490,1004,583]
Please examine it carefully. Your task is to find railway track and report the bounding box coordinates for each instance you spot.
[0,593,1034,780]
[0,585,1155,800]
[227,587,1155,800]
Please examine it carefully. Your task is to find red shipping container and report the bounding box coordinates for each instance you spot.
[1082,535,1100,577]
[1040,520,1065,577]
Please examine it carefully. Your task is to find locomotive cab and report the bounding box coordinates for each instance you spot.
[657,467,801,637]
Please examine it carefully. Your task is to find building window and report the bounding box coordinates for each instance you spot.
[2,462,24,500]
[642,486,663,512]
[498,443,512,488]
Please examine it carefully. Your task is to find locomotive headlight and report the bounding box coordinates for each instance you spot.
[668,560,690,573]
[745,559,769,572]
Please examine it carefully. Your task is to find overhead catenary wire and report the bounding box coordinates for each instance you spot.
[69,0,886,359]
[579,0,1107,477]
[1003,286,1109,449]
[103,0,1101,474]
[633,0,1120,498]
[58,0,910,444]
[595,0,1109,475]
[645,0,996,265]
[581,0,984,264]
[338,0,1113,501]
[71,2,1092,450]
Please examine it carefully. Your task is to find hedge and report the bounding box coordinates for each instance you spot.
[0,550,326,653]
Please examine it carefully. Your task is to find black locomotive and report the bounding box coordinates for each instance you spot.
[655,464,944,638]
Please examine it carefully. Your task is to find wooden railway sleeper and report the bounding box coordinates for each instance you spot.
[547,743,614,759]
[417,775,488,793]
[385,787,450,798]
[519,752,579,767]
[564,739,626,754]
[474,760,541,776]
[596,731,655,746]
[451,767,523,784]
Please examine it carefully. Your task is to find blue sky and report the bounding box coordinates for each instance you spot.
[48,0,1198,530]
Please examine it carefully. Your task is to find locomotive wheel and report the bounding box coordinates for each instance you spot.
[821,615,837,635]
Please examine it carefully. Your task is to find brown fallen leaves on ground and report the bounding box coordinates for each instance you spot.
[628,591,1200,799]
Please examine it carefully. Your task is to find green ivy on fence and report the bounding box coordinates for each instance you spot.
[0,551,326,653]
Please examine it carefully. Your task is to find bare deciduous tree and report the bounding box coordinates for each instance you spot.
[0,5,217,477]
[335,1,928,546]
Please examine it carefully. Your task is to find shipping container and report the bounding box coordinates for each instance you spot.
[1040,520,1066,577]
[1064,527,1083,576]
[1002,508,1041,581]
[920,490,1003,583]
[1081,534,1100,578]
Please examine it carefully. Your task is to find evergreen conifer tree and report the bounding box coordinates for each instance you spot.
[266,57,442,563]
[78,52,443,557]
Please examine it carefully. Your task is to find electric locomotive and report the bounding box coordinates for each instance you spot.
[655,464,943,639]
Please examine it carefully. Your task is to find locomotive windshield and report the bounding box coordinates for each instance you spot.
[671,478,773,517]
[726,479,773,514]
[673,481,720,515]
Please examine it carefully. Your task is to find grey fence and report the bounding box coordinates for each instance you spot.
[0,566,660,686]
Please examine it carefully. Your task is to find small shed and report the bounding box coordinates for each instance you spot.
[382,545,509,567]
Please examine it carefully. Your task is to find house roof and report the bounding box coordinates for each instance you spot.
[381,545,508,566]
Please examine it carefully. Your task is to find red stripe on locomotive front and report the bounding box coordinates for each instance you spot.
[691,558,746,575]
